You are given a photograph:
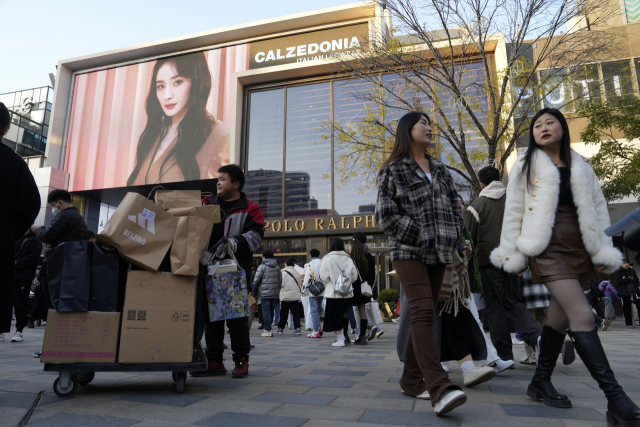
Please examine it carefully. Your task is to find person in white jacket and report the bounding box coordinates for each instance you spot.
[320,238,357,347]
[492,108,638,426]
[302,249,324,338]
[275,258,302,335]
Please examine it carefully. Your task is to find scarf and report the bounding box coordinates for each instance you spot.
[438,250,471,316]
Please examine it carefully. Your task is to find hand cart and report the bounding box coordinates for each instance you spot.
[43,270,209,397]
[42,237,241,397]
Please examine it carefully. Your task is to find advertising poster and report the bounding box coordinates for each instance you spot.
[64,45,250,191]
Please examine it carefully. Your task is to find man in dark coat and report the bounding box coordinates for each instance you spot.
[31,189,88,317]
[614,258,639,328]
[5,230,42,342]
[191,164,264,379]
[0,102,41,342]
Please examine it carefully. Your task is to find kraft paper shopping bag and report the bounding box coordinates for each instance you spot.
[168,206,221,276]
[97,192,178,271]
[155,190,202,210]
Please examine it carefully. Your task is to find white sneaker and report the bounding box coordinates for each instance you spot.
[10,332,23,342]
[261,331,273,337]
[402,389,430,400]
[391,318,400,323]
[0,333,4,342]
[491,359,515,373]
[42,321,46,326]
[441,363,450,373]
[332,340,345,347]
[375,330,384,339]
[433,389,467,416]
[512,337,524,345]
[463,365,496,387]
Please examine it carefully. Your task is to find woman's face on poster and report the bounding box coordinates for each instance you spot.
[156,63,192,119]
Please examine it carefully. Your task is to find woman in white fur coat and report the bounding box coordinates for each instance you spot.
[492,108,638,426]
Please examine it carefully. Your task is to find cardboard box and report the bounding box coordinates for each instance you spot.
[41,310,121,364]
[118,271,196,363]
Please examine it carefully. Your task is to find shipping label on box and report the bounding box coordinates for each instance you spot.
[118,271,196,364]
[41,311,121,363]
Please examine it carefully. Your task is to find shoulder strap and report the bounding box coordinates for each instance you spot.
[284,270,300,289]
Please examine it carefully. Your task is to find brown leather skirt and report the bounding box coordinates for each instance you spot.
[529,205,595,284]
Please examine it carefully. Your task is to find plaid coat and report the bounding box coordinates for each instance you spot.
[521,270,551,310]
[375,154,463,265]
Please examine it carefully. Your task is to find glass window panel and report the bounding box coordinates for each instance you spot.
[285,83,331,218]
[540,69,572,113]
[44,110,51,126]
[47,88,53,103]
[30,109,45,124]
[32,88,41,103]
[332,79,379,216]
[602,60,635,101]
[245,89,285,219]
[572,64,601,110]
[40,137,47,154]
[434,63,488,165]
[4,123,19,142]
[43,125,49,137]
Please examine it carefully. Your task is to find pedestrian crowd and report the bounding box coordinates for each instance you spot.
[1,100,640,426]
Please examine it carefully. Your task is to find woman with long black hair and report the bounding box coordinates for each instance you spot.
[348,239,372,345]
[127,52,229,185]
[492,108,639,426]
[376,111,467,416]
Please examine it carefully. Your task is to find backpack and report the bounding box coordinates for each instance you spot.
[328,256,353,296]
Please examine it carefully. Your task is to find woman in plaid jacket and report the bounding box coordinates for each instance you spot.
[375,111,466,416]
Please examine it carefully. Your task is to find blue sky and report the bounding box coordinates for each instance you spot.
[0,0,359,93]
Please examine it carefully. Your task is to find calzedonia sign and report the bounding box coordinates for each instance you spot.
[249,23,369,69]
[264,214,376,233]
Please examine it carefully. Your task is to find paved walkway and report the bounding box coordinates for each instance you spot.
[1,318,639,427]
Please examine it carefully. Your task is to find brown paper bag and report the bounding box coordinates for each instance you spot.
[97,192,178,271]
[155,190,202,210]
[168,206,221,276]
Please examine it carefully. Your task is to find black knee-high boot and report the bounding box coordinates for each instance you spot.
[527,326,572,408]
[354,319,368,345]
[572,329,640,426]
[342,318,351,345]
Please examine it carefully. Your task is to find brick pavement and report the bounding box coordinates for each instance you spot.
[1,318,640,427]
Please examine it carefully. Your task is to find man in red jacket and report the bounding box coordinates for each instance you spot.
[191,164,264,378]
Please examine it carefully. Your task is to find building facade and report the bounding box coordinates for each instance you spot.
[32,2,639,291]
[0,86,52,158]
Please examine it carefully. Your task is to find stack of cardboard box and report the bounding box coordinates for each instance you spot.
[42,190,220,365]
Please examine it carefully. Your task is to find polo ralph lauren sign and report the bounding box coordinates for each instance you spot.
[249,23,368,69]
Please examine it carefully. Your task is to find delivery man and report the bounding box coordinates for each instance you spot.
[191,164,264,378]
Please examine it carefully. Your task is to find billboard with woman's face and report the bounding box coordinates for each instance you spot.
[64,45,249,191]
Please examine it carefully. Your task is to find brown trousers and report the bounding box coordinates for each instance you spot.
[394,260,461,403]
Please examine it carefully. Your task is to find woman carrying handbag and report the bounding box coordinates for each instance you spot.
[492,108,639,426]
[375,111,467,416]
[349,239,373,345]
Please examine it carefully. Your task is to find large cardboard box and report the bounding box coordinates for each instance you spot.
[41,311,121,364]
[118,271,196,363]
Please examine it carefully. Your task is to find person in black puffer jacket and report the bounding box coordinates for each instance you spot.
[4,230,43,342]
[0,102,41,343]
[32,189,88,317]
[252,252,282,336]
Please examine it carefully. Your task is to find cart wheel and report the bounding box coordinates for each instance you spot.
[175,373,186,394]
[171,372,178,383]
[76,372,95,386]
[53,376,78,397]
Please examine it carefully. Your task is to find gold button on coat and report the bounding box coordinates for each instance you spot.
[532,193,536,197]
[506,257,510,260]
[534,179,539,183]
[529,207,533,211]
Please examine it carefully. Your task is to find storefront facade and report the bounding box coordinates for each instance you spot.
[37,2,640,287]
[36,3,405,292]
